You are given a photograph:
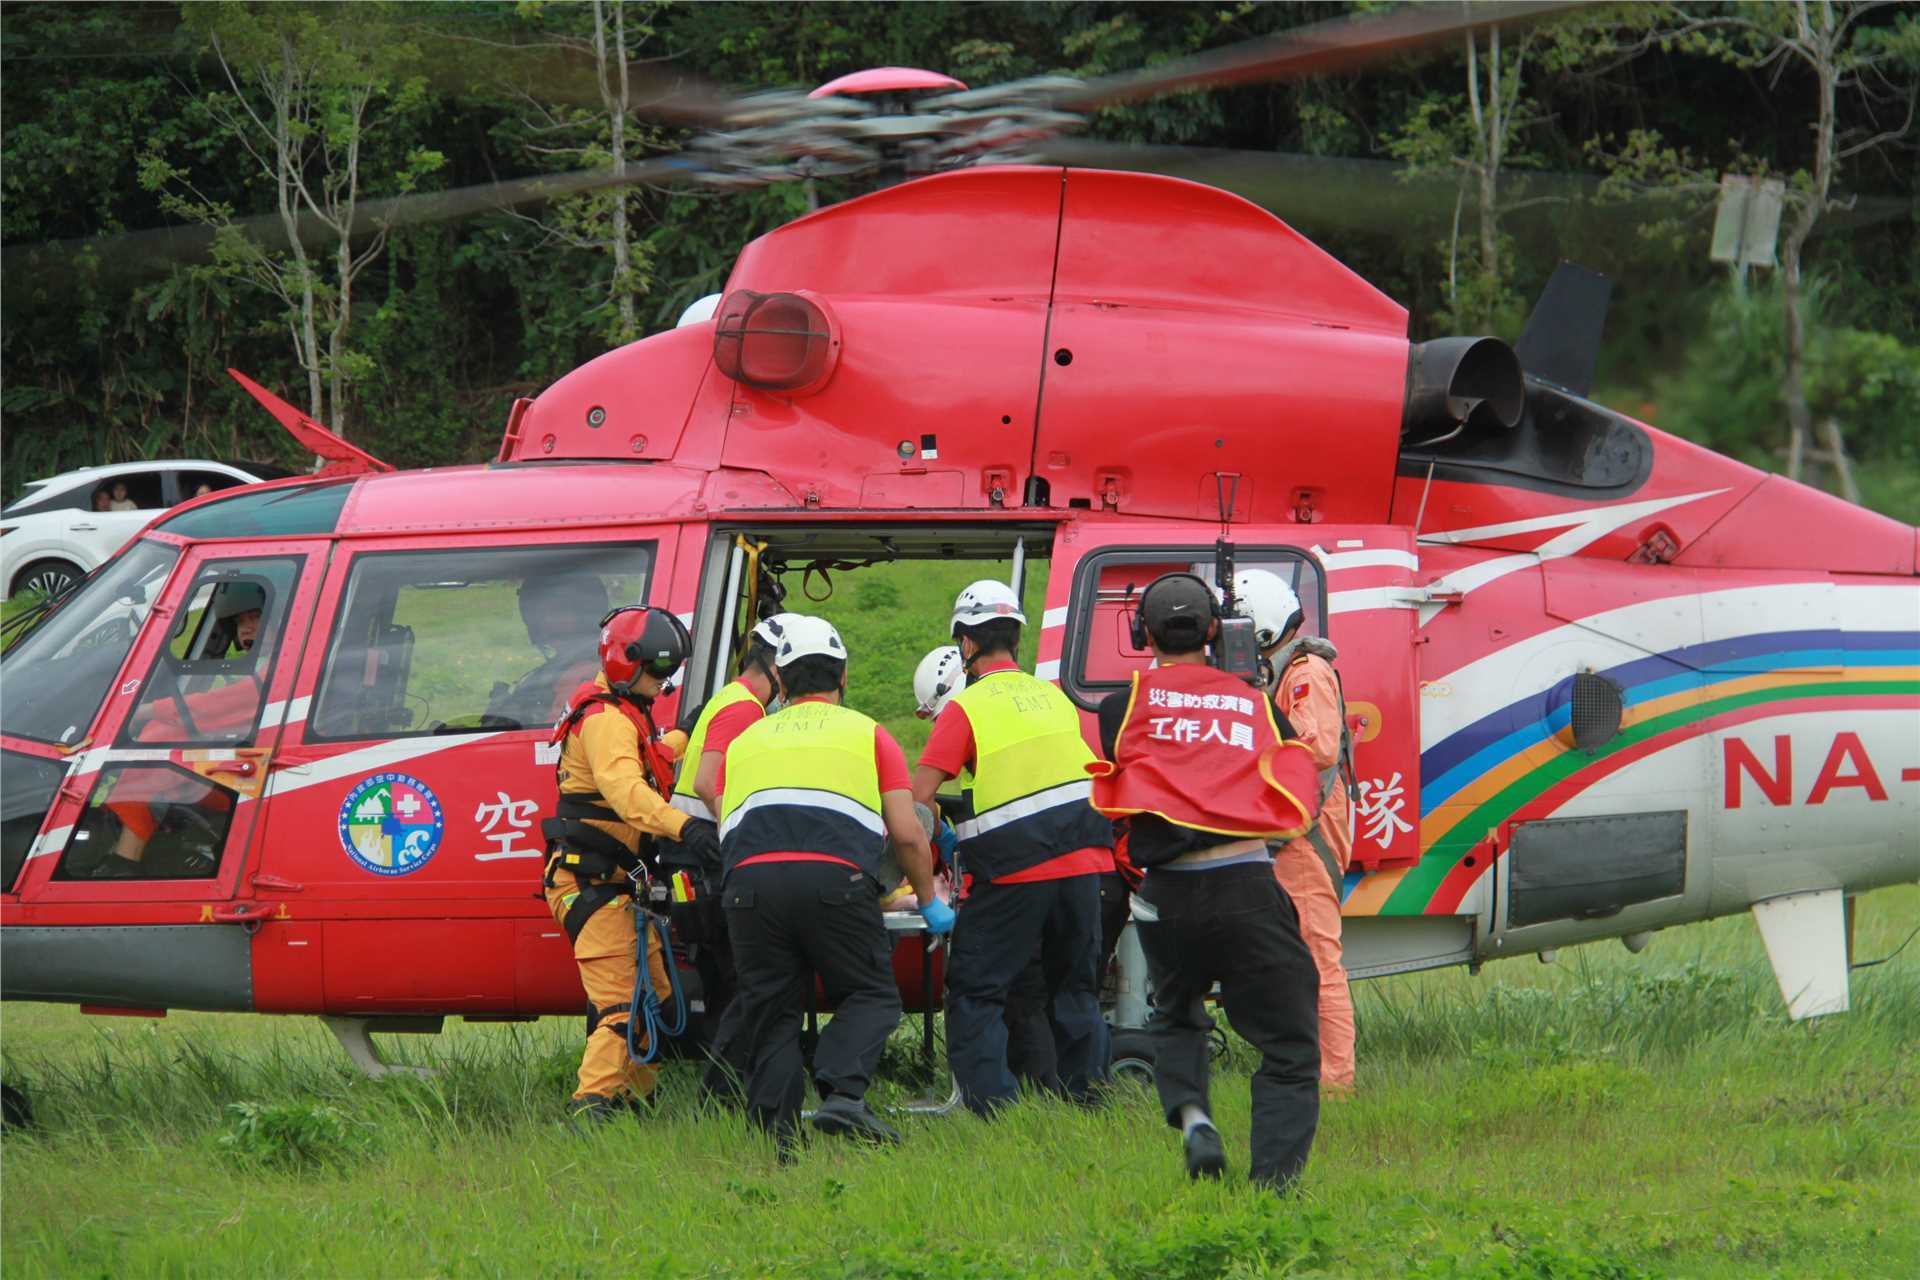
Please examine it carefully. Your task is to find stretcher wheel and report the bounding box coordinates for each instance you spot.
[1108,1027,1156,1087]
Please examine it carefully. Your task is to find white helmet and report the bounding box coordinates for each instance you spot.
[1232,568,1302,650]
[750,611,804,651]
[676,292,722,327]
[773,614,846,667]
[951,579,1025,635]
[912,646,966,719]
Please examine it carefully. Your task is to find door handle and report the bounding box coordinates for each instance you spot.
[71,522,98,531]
[212,901,272,924]
[204,760,258,777]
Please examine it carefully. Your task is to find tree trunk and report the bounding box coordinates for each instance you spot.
[1779,0,1838,487]
[595,0,637,343]
[270,49,325,426]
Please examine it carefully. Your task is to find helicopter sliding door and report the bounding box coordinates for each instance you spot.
[1045,519,1462,975]
[1045,518,1422,871]
[247,528,670,1016]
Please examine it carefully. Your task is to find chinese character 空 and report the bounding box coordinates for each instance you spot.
[474,791,541,861]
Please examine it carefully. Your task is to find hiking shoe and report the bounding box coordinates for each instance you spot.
[565,1094,627,1128]
[1184,1124,1226,1180]
[808,1094,901,1145]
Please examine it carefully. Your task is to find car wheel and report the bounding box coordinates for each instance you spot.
[11,558,80,600]
[1109,1026,1157,1087]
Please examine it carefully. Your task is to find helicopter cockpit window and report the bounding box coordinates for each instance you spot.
[309,542,652,742]
[3,751,67,892]
[118,559,302,750]
[0,540,180,747]
[52,763,236,882]
[1060,545,1324,712]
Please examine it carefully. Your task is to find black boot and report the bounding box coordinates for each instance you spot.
[809,1094,900,1145]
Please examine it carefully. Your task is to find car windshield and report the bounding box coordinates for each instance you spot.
[0,540,180,746]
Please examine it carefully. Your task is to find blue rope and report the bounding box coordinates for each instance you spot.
[627,908,687,1066]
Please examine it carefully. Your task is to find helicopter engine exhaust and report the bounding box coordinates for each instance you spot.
[1401,336,1524,442]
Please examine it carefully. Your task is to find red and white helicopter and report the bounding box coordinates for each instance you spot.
[2,4,1913,1085]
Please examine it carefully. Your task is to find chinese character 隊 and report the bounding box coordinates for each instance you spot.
[1355,772,1414,849]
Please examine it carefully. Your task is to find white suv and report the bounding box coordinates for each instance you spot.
[0,460,276,600]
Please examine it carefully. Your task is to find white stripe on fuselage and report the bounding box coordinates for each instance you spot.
[1413,489,1729,625]
[1420,582,1916,750]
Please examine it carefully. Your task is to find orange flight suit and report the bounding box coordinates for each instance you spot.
[1270,650,1356,1092]
[545,674,689,1103]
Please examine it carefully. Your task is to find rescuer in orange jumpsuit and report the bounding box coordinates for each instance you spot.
[541,605,718,1123]
[1235,569,1356,1093]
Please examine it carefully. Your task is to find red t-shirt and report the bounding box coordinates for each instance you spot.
[917,658,1113,884]
[725,695,911,872]
[700,680,767,761]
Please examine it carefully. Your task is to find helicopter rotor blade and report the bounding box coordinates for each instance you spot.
[1,155,708,284]
[1060,1,1583,111]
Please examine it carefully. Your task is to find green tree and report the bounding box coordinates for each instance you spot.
[142,1,444,437]
[1668,0,1919,499]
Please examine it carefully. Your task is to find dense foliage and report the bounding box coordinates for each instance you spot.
[3,1,1914,515]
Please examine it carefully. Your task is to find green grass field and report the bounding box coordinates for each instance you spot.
[3,885,1916,1278]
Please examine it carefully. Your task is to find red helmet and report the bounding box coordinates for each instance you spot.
[599,606,690,689]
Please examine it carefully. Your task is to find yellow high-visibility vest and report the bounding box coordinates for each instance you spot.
[671,679,763,818]
[949,668,1112,879]
[718,698,886,877]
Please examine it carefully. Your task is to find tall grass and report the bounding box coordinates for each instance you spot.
[5,888,1915,1277]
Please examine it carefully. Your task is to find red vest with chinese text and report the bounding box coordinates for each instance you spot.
[1087,663,1317,839]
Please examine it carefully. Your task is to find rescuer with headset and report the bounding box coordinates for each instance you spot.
[1088,572,1323,1191]
[912,580,1116,1115]
[1235,568,1358,1094]
[541,605,720,1123]
[668,611,799,1104]
[717,616,952,1152]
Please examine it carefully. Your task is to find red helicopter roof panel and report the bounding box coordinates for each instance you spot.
[810,67,967,98]
[509,324,712,464]
[332,462,709,535]
[726,166,1065,299]
[1050,168,1406,331]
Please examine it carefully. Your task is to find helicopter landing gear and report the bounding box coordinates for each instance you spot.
[321,1016,439,1080]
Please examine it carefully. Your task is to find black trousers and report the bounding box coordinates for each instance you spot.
[1136,861,1320,1189]
[1004,871,1132,1090]
[948,871,1106,1113]
[697,945,754,1104]
[723,862,902,1139]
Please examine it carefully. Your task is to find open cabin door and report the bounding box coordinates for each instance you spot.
[1040,519,1423,875]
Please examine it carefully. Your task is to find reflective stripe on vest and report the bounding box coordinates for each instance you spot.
[670,679,763,818]
[717,700,886,879]
[950,669,1112,880]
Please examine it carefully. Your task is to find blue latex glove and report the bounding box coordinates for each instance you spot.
[918,897,956,935]
[932,821,959,863]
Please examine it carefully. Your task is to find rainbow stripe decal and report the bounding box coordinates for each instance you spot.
[1344,629,1920,917]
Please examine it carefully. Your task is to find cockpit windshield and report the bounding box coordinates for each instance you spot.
[0,540,180,746]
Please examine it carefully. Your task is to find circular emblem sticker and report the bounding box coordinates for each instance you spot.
[338,771,445,876]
